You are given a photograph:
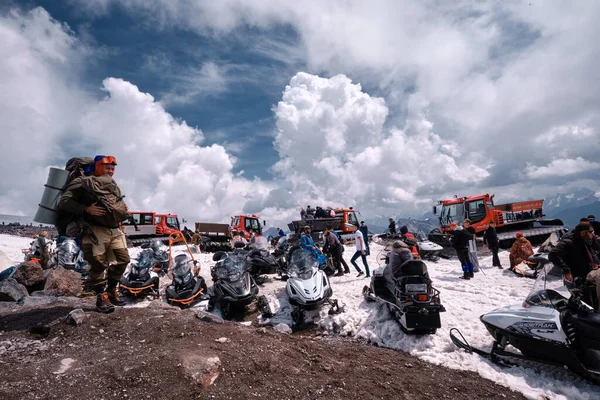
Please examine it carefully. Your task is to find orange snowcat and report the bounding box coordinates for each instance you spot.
[429,194,565,248]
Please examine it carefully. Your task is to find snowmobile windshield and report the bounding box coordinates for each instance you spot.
[137,250,154,269]
[56,239,79,266]
[414,231,427,241]
[131,260,150,277]
[215,255,245,282]
[172,256,194,286]
[288,249,318,279]
[523,263,570,309]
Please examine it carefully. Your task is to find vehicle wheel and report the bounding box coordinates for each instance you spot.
[363,285,374,302]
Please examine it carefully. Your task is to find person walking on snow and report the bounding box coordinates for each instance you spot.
[351,228,370,277]
[359,221,370,256]
[450,222,474,279]
[483,221,502,269]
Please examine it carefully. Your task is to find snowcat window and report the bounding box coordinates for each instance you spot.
[155,216,161,225]
[166,217,179,230]
[141,214,153,225]
[440,204,464,226]
[245,218,260,232]
[122,213,141,225]
[348,212,358,226]
[467,200,486,223]
[231,217,240,228]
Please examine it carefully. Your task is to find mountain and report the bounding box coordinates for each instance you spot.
[544,188,599,216]
[550,201,600,228]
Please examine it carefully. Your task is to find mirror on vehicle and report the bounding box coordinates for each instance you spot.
[212,251,226,261]
[234,241,246,249]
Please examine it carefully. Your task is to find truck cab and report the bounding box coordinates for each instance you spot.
[121,212,180,238]
[230,214,263,239]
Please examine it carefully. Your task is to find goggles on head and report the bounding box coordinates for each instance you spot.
[99,156,117,165]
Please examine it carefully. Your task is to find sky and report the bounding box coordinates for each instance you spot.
[0,0,599,227]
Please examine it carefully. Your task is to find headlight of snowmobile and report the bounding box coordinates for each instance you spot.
[299,269,314,280]
[405,283,428,293]
[228,272,241,282]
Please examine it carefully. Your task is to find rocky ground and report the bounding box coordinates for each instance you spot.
[0,299,526,400]
[0,223,57,239]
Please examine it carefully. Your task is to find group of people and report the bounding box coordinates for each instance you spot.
[299,205,336,220]
[299,221,372,278]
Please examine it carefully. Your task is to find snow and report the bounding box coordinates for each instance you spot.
[1,234,600,399]
[0,234,35,271]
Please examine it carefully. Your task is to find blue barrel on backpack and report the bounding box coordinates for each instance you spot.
[33,167,70,225]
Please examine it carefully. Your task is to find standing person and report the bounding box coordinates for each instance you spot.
[450,222,473,279]
[330,228,350,273]
[191,229,202,254]
[388,218,397,235]
[36,231,51,269]
[58,155,130,314]
[351,228,370,278]
[463,219,479,273]
[483,221,502,269]
[329,207,336,218]
[323,228,345,276]
[359,221,370,256]
[306,206,314,218]
[300,207,306,220]
[509,232,534,272]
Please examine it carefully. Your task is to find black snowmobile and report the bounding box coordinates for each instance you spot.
[245,236,279,283]
[450,263,600,383]
[120,248,160,300]
[363,257,445,334]
[165,254,208,308]
[208,242,259,319]
[146,240,170,275]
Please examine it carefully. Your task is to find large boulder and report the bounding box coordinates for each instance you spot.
[12,262,44,288]
[0,278,28,302]
[44,267,82,297]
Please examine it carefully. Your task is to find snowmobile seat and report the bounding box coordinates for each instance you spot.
[399,260,428,277]
[528,255,550,266]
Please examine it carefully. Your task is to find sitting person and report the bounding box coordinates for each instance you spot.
[383,240,414,293]
[509,232,534,271]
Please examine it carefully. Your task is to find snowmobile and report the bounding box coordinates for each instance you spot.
[414,231,444,262]
[363,257,446,334]
[120,248,160,300]
[450,263,600,383]
[283,246,342,329]
[245,236,279,283]
[509,252,551,279]
[146,240,170,274]
[165,253,208,308]
[208,243,259,319]
[50,238,88,282]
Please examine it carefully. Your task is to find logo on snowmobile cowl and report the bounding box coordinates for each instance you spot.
[507,321,557,335]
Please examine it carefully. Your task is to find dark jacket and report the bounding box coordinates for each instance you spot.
[483,227,498,246]
[58,175,128,229]
[548,233,599,280]
[359,225,369,245]
[451,229,471,250]
[323,232,342,253]
[388,221,396,234]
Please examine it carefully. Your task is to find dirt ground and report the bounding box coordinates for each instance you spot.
[0,300,525,400]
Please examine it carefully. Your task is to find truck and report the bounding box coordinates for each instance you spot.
[193,214,265,252]
[287,207,360,242]
[122,212,181,246]
[429,193,564,248]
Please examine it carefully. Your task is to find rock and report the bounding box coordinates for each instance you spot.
[180,353,221,388]
[31,290,56,297]
[43,267,82,297]
[147,300,177,310]
[195,309,224,324]
[0,278,28,302]
[66,309,86,326]
[273,323,292,334]
[214,337,230,343]
[12,262,44,288]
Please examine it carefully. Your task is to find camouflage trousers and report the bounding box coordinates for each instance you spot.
[81,226,130,289]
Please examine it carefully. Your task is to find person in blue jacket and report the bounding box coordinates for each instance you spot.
[300,226,327,265]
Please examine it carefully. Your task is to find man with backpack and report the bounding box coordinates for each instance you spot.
[58,155,131,314]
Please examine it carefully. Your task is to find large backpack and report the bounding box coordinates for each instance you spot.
[54,157,95,235]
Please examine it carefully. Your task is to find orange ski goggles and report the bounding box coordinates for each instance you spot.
[98,156,117,165]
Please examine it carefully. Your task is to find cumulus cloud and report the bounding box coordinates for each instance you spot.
[0,8,277,225]
[524,158,600,179]
[272,73,490,215]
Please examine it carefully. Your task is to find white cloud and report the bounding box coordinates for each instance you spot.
[524,158,600,179]
[272,73,490,215]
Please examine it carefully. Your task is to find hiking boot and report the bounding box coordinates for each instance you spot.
[497,265,504,269]
[344,270,351,274]
[334,272,344,277]
[108,289,126,306]
[356,271,364,277]
[468,272,475,278]
[461,272,470,280]
[96,292,115,314]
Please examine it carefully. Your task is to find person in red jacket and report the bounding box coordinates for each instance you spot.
[400,225,420,259]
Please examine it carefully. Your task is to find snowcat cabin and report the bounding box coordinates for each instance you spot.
[230,215,263,239]
[121,212,157,237]
[156,214,180,235]
[436,194,496,234]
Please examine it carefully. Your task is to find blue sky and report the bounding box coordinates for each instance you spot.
[1,1,599,225]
